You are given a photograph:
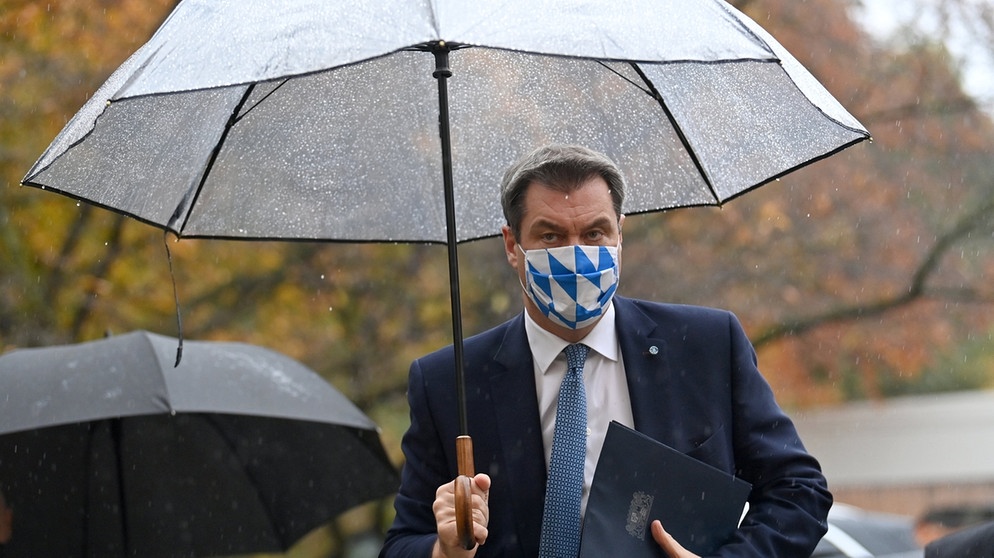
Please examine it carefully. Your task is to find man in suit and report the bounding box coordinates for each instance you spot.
[380,145,831,558]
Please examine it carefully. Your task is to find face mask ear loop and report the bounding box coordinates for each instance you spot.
[516,244,536,300]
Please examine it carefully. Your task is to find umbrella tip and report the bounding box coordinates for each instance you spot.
[174,342,183,367]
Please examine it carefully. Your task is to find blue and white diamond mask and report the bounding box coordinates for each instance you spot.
[519,244,620,330]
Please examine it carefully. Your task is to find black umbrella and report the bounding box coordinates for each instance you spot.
[20,0,870,545]
[0,331,398,558]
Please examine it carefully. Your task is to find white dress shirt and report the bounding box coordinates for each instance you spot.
[524,302,635,516]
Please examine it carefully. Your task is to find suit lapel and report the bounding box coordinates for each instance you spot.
[614,297,675,444]
[488,314,546,555]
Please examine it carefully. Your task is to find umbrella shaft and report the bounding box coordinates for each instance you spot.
[433,45,469,438]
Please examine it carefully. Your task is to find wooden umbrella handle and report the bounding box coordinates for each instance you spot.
[455,435,476,550]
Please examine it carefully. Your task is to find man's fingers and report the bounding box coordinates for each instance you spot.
[651,520,699,558]
[471,474,491,543]
[433,475,492,551]
[651,520,674,555]
[473,473,492,492]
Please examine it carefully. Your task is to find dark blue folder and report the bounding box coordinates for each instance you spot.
[579,421,752,557]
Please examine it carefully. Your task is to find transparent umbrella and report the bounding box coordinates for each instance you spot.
[20,0,870,545]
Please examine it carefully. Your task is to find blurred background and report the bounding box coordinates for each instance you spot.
[3,0,994,556]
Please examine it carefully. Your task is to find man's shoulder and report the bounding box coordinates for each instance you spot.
[417,313,523,363]
[465,313,524,344]
[616,296,735,323]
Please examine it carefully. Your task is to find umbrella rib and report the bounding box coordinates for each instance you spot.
[80,422,98,556]
[138,330,178,414]
[200,413,289,547]
[595,60,652,96]
[627,62,723,205]
[109,418,134,556]
[81,420,131,556]
[167,84,257,234]
[233,78,289,124]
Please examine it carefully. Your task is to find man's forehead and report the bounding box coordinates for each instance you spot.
[524,176,610,198]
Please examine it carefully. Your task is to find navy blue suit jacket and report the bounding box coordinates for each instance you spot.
[380,297,831,557]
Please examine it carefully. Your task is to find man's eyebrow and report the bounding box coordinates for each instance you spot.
[528,215,617,232]
[527,218,568,233]
[586,216,616,229]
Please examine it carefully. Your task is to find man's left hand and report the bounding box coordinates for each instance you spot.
[651,520,701,558]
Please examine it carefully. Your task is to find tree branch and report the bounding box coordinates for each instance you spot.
[753,191,994,347]
[69,214,126,340]
[44,204,93,303]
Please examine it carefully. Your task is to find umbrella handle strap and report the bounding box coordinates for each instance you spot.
[455,435,476,550]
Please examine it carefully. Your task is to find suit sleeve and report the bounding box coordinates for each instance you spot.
[379,359,452,558]
[713,311,832,557]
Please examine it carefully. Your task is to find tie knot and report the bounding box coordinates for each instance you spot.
[564,343,588,372]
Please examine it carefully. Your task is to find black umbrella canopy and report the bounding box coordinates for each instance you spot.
[0,331,398,558]
[0,331,381,432]
[22,0,869,243]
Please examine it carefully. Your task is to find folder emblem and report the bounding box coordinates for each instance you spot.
[626,491,654,540]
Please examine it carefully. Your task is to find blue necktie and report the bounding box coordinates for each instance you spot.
[539,343,589,558]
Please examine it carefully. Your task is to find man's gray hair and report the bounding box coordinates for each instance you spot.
[500,144,626,238]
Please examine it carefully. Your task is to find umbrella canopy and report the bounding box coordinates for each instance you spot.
[0,331,398,558]
[19,2,869,544]
[22,0,868,243]
[20,0,870,436]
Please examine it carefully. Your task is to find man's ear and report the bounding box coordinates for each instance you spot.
[501,225,518,267]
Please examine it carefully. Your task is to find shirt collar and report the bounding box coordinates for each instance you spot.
[524,302,619,374]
